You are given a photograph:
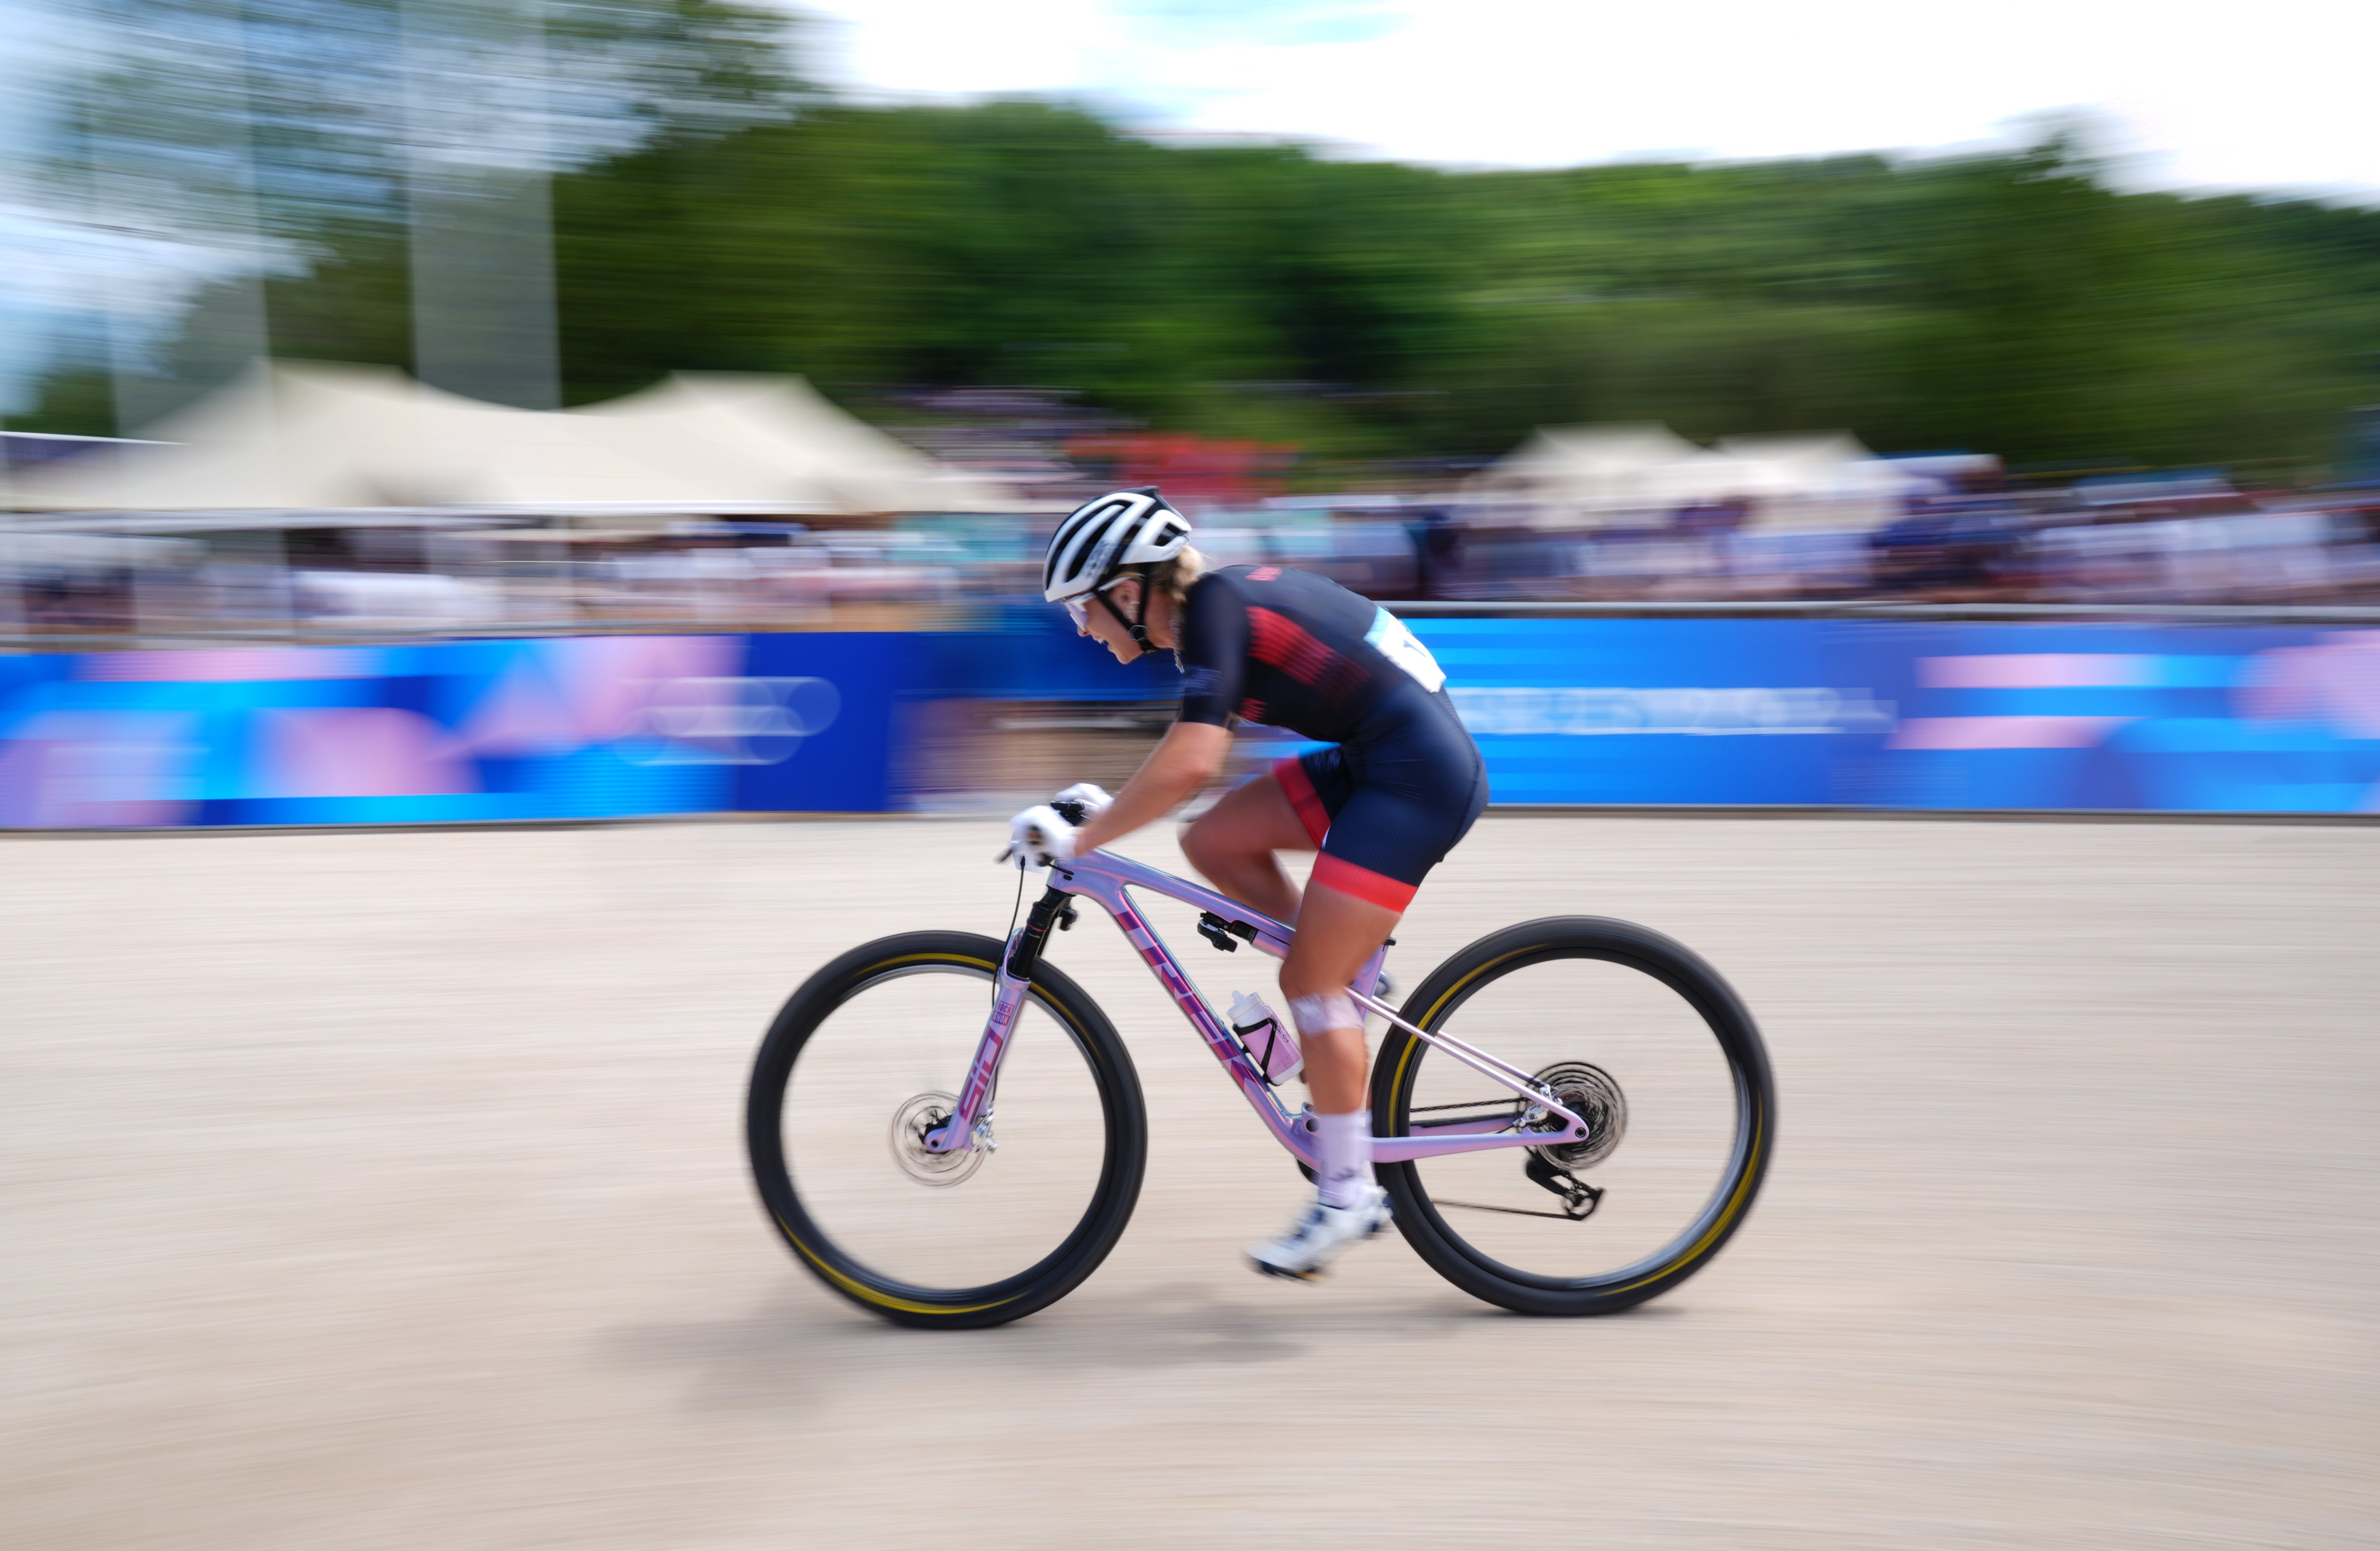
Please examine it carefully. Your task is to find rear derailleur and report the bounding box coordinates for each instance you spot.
[1524,1153,1603,1221]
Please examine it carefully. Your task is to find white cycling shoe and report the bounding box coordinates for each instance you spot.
[1247,1186,1392,1281]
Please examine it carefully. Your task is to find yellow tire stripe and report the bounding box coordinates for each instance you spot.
[773,947,1097,1320]
[1386,948,1533,1118]
[779,1214,1013,1316]
[1387,943,1767,1294]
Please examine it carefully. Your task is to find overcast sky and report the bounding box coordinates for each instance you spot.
[802,0,2380,200]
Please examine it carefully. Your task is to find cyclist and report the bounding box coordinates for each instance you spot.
[1008,487,1489,1280]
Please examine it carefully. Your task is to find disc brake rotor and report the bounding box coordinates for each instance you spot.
[889,1091,989,1187]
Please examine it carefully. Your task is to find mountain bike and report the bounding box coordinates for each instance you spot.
[745,807,1775,1328]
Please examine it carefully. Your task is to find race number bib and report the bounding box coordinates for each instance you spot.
[1365,608,1446,692]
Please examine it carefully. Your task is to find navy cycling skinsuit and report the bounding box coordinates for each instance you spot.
[1176,564,1489,912]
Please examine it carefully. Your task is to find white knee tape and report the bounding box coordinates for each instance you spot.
[1289,992,1361,1038]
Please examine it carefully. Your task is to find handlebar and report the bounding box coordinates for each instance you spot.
[997,795,1094,866]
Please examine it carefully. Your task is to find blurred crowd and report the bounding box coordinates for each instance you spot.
[11,0,2380,646]
[5,436,2377,646]
[1444,476,2380,608]
[9,0,2380,654]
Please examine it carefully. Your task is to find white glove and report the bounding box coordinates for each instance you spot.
[1052,782,1113,820]
[1004,804,1078,870]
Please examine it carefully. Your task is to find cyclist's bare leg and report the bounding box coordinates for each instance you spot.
[1248,879,1402,1272]
[1279,882,1401,1114]
[1178,772,1309,925]
[1186,774,1398,1248]
[1182,773,1397,1111]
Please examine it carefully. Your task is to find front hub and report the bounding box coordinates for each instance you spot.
[889,1092,988,1187]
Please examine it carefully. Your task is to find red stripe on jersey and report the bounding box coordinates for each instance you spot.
[1271,759,1331,847]
[1247,608,1369,704]
[1246,607,1335,684]
[1310,854,1417,914]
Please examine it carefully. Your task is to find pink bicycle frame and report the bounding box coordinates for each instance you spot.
[923,850,1591,1168]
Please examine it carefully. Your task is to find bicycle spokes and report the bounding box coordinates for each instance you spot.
[1382,946,1757,1289]
[772,955,1117,1292]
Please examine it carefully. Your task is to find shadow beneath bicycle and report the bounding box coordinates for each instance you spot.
[597,1282,1518,1413]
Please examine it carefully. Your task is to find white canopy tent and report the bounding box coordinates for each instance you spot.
[575,373,1002,517]
[6,362,426,513]
[6,361,1006,521]
[1465,423,1703,514]
[1469,422,1932,532]
[1709,433,1931,532]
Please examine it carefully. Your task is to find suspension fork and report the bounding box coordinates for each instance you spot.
[922,883,1077,1154]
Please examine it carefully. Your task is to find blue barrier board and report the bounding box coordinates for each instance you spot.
[3,622,2374,825]
[0,634,910,827]
[1406,617,2380,812]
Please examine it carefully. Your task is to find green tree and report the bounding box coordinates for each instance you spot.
[23,88,2380,473]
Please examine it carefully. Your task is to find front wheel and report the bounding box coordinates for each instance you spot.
[1372,917,1774,1316]
[747,930,1147,1328]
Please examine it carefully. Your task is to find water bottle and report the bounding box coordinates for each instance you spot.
[1228,991,1302,1086]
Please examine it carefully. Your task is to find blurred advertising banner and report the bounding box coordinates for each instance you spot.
[1821,623,2380,814]
[1419,618,1888,805]
[3,622,2376,827]
[1406,618,2380,814]
[0,634,910,828]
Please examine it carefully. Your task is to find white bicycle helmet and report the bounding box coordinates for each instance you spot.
[1041,487,1193,654]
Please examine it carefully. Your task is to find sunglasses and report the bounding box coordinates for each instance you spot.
[1063,580,1130,631]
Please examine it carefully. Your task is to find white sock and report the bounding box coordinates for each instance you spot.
[1315,1109,1375,1210]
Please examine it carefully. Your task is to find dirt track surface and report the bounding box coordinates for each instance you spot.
[4,815,2376,1549]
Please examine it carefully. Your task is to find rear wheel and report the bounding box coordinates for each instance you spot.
[1371,917,1774,1316]
[747,931,1146,1328]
